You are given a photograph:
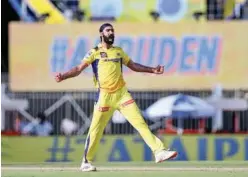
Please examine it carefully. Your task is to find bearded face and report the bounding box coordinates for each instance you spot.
[102,33,115,45]
[101,26,115,45]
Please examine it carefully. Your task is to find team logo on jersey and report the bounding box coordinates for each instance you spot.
[100,52,108,58]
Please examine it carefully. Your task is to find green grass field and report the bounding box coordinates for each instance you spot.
[2,161,248,177]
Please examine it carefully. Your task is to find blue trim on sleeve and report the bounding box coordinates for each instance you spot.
[92,59,100,87]
[120,58,123,73]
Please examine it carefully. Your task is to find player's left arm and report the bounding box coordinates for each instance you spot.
[127,60,164,74]
[121,49,164,74]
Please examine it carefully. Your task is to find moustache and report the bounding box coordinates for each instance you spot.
[108,35,114,39]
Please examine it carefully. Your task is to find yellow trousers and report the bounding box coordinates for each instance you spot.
[83,87,165,163]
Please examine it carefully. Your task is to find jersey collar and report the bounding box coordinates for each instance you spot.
[98,43,114,50]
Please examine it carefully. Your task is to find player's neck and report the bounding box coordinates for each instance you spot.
[101,42,112,49]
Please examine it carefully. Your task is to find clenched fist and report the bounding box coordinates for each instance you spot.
[152,65,164,74]
[55,73,64,82]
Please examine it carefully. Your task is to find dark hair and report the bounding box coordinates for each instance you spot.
[99,23,113,32]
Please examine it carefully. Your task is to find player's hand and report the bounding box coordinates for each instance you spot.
[152,65,164,74]
[55,73,64,82]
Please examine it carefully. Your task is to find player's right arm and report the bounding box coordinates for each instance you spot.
[55,49,95,82]
[55,62,89,82]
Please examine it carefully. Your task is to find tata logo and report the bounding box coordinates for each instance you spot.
[46,136,248,162]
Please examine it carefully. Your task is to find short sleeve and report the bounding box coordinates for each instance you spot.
[121,49,131,66]
[82,49,95,64]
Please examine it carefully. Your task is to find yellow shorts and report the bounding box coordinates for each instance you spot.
[96,86,135,112]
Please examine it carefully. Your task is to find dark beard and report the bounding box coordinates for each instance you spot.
[103,35,114,45]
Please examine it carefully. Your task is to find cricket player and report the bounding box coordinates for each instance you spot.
[55,23,177,172]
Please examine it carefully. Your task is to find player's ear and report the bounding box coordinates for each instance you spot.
[100,32,103,41]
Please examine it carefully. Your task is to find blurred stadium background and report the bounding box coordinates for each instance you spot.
[1,0,248,177]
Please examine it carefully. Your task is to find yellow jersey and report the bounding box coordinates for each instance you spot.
[82,44,131,93]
